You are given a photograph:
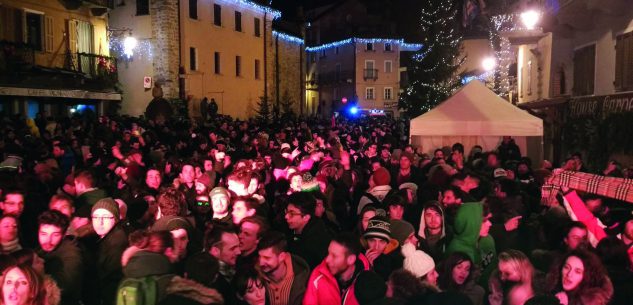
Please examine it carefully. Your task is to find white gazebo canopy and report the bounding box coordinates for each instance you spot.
[410,80,544,161]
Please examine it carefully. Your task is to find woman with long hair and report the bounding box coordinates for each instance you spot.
[546,249,613,305]
[489,250,535,305]
[11,249,60,305]
[437,251,485,305]
[1,264,46,305]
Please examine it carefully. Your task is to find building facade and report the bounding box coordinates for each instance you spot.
[0,0,118,117]
[515,0,633,165]
[110,0,304,119]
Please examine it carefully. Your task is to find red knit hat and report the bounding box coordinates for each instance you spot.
[372,167,391,186]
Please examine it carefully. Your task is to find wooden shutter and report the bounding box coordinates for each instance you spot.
[67,19,78,70]
[625,33,633,91]
[44,16,54,52]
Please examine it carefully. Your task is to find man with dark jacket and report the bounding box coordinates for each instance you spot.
[91,198,128,305]
[258,231,310,305]
[37,210,84,305]
[285,192,333,269]
[74,169,109,218]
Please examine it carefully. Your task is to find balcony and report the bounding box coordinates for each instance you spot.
[315,70,354,86]
[363,69,378,81]
[66,52,118,86]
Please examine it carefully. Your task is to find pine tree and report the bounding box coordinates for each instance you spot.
[400,0,464,118]
[256,95,271,123]
[280,89,296,120]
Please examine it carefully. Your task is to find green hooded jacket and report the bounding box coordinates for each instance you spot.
[445,202,496,272]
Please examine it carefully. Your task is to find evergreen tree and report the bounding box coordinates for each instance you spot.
[400,0,464,118]
[280,89,296,120]
[256,95,271,123]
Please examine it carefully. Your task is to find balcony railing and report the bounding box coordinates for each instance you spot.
[0,41,35,73]
[363,69,378,81]
[66,52,118,85]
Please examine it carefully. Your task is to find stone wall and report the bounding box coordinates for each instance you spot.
[271,35,305,116]
[151,0,180,99]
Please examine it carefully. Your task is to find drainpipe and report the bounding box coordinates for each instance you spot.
[275,32,280,112]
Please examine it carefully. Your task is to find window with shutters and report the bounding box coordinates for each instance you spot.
[572,44,595,96]
[615,32,633,92]
[44,16,53,53]
[189,0,198,19]
[0,6,24,42]
[366,87,375,100]
[25,12,43,51]
[384,87,393,100]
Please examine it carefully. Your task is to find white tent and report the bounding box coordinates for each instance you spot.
[409,80,544,162]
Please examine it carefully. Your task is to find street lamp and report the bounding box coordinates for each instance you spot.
[482,57,496,71]
[520,10,540,30]
[123,36,138,58]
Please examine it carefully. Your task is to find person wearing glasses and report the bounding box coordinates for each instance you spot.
[285,192,332,270]
[90,198,128,305]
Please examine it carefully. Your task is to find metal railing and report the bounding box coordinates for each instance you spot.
[363,69,378,81]
[66,52,118,84]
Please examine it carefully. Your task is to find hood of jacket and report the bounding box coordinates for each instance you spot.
[166,276,223,305]
[418,201,446,239]
[446,202,483,262]
[123,250,173,278]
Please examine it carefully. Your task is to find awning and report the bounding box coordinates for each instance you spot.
[0,86,121,101]
[518,97,569,110]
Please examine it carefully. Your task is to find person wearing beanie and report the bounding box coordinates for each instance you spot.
[210,187,232,225]
[354,271,388,305]
[90,197,128,305]
[401,243,438,287]
[152,215,194,264]
[390,220,417,247]
[363,216,403,281]
[357,167,394,215]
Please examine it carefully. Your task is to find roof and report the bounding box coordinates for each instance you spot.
[410,80,543,136]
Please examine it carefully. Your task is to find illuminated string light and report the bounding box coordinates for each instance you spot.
[109,37,153,59]
[489,14,515,98]
[215,0,281,20]
[306,38,422,52]
[273,31,303,45]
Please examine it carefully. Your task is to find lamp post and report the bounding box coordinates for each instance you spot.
[520,10,540,30]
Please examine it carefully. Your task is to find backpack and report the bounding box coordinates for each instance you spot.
[116,276,162,305]
[363,189,398,211]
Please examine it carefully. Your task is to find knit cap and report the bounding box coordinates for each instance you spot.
[92,197,120,220]
[363,216,391,242]
[354,271,387,305]
[390,219,414,246]
[372,167,391,186]
[402,243,435,278]
[152,215,192,232]
[209,187,230,199]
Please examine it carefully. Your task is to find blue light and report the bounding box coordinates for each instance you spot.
[349,106,358,115]
[273,31,304,45]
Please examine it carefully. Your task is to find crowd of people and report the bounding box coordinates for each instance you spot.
[0,111,632,305]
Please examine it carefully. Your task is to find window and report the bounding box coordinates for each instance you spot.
[25,12,43,51]
[254,59,260,79]
[572,44,595,96]
[254,18,261,37]
[366,43,374,51]
[235,55,241,76]
[214,52,221,74]
[213,4,222,26]
[384,87,393,100]
[190,47,197,71]
[366,87,375,100]
[136,0,149,16]
[384,60,392,73]
[235,11,242,32]
[527,60,532,95]
[44,16,53,53]
[335,47,339,55]
[384,43,392,51]
[189,0,198,19]
[364,60,377,80]
[615,32,633,91]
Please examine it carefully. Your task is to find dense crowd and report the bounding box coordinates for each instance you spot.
[0,112,632,305]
